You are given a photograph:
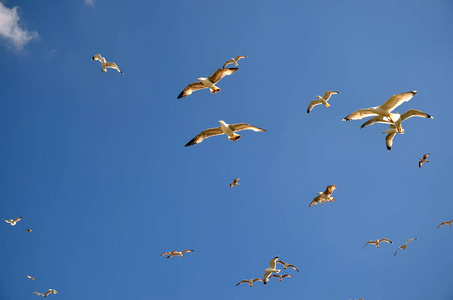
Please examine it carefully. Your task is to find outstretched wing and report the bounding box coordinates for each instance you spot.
[91,54,102,61]
[323,185,336,196]
[309,196,322,207]
[379,91,417,112]
[208,68,238,84]
[379,238,392,244]
[105,62,123,73]
[185,127,224,147]
[236,280,249,286]
[276,260,286,266]
[282,274,294,278]
[423,154,430,159]
[385,132,396,151]
[400,109,433,122]
[323,91,340,101]
[177,82,207,99]
[363,241,373,249]
[437,222,449,228]
[343,109,377,121]
[181,249,194,254]
[307,100,322,114]
[287,264,299,272]
[229,123,267,132]
[235,55,247,61]
[269,256,278,269]
[360,116,391,128]
[253,278,263,282]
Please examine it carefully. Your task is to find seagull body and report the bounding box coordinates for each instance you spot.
[91,54,123,74]
[363,238,393,249]
[230,178,240,188]
[236,278,263,287]
[343,91,417,123]
[44,289,57,298]
[263,256,281,285]
[185,120,266,147]
[394,239,417,256]
[160,249,194,258]
[307,91,340,114]
[223,55,246,68]
[309,185,336,207]
[270,274,293,282]
[32,292,44,297]
[276,260,299,272]
[27,275,35,280]
[177,68,238,99]
[437,219,453,228]
[419,154,430,168]
[4,216,22,226]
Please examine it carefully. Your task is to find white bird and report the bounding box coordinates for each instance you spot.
[91,54,123,74]
[223,55,247,68]
[185,120,266,147]
[360,109,433,151]
[276,260,299,272]
[236,278,263,287]
[177,68,238,99]
[306,91,340,114]
[26,275,35,280]
[270,274,294,282]
[230,178,240,188]
[44,289,57,298]
[394,239,417,256]
[437,219,453,228]
[343,91,417,123]
[309,185,336,207]
[263,256,281,285]
[419,154,430,168]
[160,249,194,258]
[4,216,22,226]
[363,238,393,249]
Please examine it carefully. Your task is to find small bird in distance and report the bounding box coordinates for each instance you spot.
[236,278,263,287]
[230,178,240,188]
[437,219,453,228]
[363,238,393,249]
[4,216,22,226]
[307,91,340,114]
[223,55,247,68]
[27,275,35,280]
[160,250,194,258]
[91,54,123,74]
[419,154,430,168]
[394,238,417,256]
[270,274,293,282]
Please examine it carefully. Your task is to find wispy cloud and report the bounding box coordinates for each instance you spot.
[0,3,38,50]
[84,0,95,7]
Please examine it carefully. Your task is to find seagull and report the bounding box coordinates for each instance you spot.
[160,249,194,258]
[306,91,340,114]
[270,274,294,282]
[4,216,22,226]
[394,239,417,256]
[26,229,33,232]
[32,292,44,297]
[343,91,417,123]
[185,120,266,147]
[177,68,238,99]
[363,238,393,249]
[91,54,123,74]
[44,289,57,298]
[437,219,453,228]
[27,275,35,280]
[419,154,430,168]
[223,55,247,68]
[263,256,281,285]
[309,185,336,207]
[230,178,240,188]
[236,278,263,287]
[276,260,299,272]
[365,110,432,151]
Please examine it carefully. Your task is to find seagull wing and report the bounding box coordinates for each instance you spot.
[253,278,263,282]
[263,271,273,284]
[360,116,390,128]
[185,127,224,147]
[437,222,449,228]
[13,217,22,223]
[282,274,294,278]
[406,238,417,244]
[323,91,339,101]
[233,178,239,184]
[235,55,247,61]
[269,274,279,278]
[363,241,374,249]
[343,109,377,121]
[423,154,430,159]
[160,252,172,256]
[379,238,392,244]
[236,280,249,286]
[269,256,279,269]
[104,62,122,73]
[208,68,238,84]
[177,82,207,99]
[309,196,322,207]
[385,132,396,151]
[379,91,417,112]
[91,54,102,61]
[229,123,267,132]
[323,185,336,196]
[276,260,286,266]
[307,100,323,114]
[287,264,299,272]
[400,109,433,122]
[181,249,194,254]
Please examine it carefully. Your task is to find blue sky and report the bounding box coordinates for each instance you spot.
[1,0,453,299]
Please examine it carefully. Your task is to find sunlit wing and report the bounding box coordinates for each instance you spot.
[323,91,339,101]
[229,123,267,132]
[185,127,224,147]
[177,82,208,99]
[307,100,322,114]
[208,68,238,84]
[379,91,417,112]
[343,109,377,121]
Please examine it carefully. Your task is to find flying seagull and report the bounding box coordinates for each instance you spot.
[361,110,434,151]
[307,91,340,114]
[32,292,44,297]
[177,68,238,99]
[343,91,417,123]
[4,216,22,226]
[27,275,35,280]
[223,55,247,68]
[263,256,281,285]
[363,238,393,249]
[185,120,266,147]
[236,278,263,287]
[394,239,417,256]
[437,219,453,228]
[276,260,299,272]
[309,185,336,207]
[160,250,194,258]
[419,154,430,168]
[270,274,294,282]
[230,178,240,189]
[44,289,57,298]
[26,229,33,232]
[91,54,123,74]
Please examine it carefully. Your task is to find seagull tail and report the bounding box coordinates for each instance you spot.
[228,133,241,141]
[210,88,221,94]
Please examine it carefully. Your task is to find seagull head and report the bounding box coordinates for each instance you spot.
[197,77,207,81]
[316,96,322,99]
[218,120,227,126]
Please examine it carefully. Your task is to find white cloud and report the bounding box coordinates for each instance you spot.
[84,0,95,7]
[0,2,38,50]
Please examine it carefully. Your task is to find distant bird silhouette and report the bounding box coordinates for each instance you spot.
[44,289,57,297]
[4,216,22,226]
[230,178,240,188]
[160,250,194,258]
[32,292,44,297]
[91,54,123,74]
[223,55,247,68]
[437,219,453,228]
[270,274,293,282]
[419,154,430,168]
[363,238,393,249]
[27,275,35,280]
[276,260,299,272]
[307,91,340,114]
[26,229,33,232]
[394,239,417,256]
[235,278,263,287]
[309,185,336,207]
